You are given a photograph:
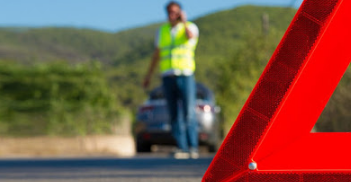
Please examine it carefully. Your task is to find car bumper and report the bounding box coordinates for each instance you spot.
[137,131,214,146]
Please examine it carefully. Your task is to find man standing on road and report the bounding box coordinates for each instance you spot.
[143,1,199,159]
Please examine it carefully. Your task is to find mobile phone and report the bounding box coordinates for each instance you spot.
[177,11,183,21]
[177,13,181,21]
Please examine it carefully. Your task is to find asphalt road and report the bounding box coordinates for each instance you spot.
[0,154,213,182]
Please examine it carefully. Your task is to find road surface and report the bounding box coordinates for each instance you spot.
[0,154,213,182]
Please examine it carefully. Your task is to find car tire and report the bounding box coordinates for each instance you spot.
[207,128,221,153]
[208,143,218,153]
[136,139,152,153]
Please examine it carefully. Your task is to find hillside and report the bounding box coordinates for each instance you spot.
[0,5,347,134]
[0,5,297,100]
[0,25,158,64]
[0,6,295,66]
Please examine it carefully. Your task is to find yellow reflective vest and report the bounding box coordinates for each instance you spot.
[158,22,198,74]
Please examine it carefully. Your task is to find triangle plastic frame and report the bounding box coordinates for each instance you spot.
[203,0,351,181]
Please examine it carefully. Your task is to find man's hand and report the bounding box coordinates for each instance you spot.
[180,11,195,40]
[179,11,187,23]
[143,76,150,89]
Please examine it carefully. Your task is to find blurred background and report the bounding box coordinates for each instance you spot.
[0,0,350,180]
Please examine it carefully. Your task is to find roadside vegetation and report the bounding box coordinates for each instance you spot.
[0,61,126,136]
[0,5,348,136]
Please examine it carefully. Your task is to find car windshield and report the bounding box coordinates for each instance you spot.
[149,89,164,100]
[149,83,214,101]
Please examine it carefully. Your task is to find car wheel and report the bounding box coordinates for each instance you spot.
[136,139,152,153]
[208,143,219,153]
[207,128,221,153]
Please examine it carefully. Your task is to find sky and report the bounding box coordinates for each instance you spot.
[0,0,304,32]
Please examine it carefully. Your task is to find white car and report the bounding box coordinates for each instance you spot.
[135,83,221,152]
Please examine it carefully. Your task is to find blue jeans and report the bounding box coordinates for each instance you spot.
[162,75,198,152]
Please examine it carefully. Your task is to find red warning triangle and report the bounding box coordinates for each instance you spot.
[203,0,351,181]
